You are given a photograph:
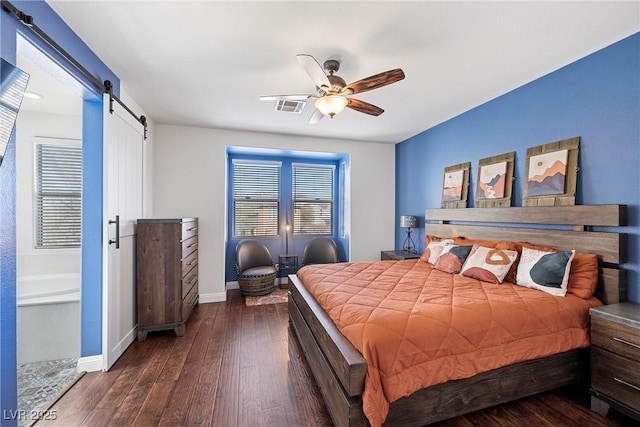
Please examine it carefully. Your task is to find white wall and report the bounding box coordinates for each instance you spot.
[16,111,82,278]
[152,125,396,302]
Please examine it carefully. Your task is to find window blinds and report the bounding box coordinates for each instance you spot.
[35,143,82,248]
[233,160,281,238]
[293,164,334,235]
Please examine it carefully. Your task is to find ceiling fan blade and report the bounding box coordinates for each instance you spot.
[344,68,405,95]
[297,54,331,91]
[346,98,384,116]
[259,94,312,101]
[309,108,324,124]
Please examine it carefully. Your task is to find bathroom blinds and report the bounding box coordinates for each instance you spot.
[35,143,82,248]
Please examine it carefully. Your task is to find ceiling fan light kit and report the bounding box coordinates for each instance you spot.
[315,95,348,118]
[260,53,404,124]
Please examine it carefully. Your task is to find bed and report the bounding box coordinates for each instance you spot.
[288,205,627,427]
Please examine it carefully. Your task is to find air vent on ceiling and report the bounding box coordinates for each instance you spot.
[275,100,306,114]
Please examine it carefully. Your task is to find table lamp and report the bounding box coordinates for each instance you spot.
[400,215,418,253]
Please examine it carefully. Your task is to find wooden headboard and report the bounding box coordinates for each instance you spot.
[425,205,628,305]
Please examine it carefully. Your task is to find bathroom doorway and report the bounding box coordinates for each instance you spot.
[14,36,84,421]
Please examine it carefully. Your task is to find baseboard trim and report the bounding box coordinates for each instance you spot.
[77,355,103,373]
[226,281,239,290]
[112,327,136,366]
[200,291,227,303]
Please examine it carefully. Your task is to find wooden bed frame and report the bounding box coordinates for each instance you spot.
[288,205,628,427]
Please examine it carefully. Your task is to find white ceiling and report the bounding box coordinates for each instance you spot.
[38,1,639,144]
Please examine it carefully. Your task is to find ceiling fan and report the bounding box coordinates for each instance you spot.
[259,54,405,124]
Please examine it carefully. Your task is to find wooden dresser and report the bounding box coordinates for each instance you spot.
[136,218,199,341]
[590,302,640,421]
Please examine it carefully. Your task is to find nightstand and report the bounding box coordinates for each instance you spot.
[278,253,298,288]
[590,302,640,421]
[380,250,421,261]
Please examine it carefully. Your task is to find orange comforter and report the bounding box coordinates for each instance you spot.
[297,259,601,427]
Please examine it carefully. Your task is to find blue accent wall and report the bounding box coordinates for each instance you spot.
[81,99,104,357]
[0,9,20,421]
[1,1,118,420]
[396,33,640,302]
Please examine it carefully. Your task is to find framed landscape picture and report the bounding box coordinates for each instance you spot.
[476,151,514,208]
[478,161,507,199]
[523,137,579,206]
[443,170,464,201]
[526,149,568,196]
[441,162,470,208]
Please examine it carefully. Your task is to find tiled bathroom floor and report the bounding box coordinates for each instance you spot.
[17,358,80,426]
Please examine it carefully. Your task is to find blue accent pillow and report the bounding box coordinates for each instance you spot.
[515,247,575,296]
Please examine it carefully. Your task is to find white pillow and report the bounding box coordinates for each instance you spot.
[422,239,453,265]
[515,247,575,296]
[460,246,518,284]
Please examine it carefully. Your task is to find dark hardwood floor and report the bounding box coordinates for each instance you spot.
[38,289,636,426]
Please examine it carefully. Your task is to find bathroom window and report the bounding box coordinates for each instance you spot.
[35,143,82,248]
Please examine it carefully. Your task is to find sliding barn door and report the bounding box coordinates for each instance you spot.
[102,94,144,370]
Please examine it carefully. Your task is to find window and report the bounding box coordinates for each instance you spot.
[233,160,281,238]
[293,163,334,235]
[35,143,82,248]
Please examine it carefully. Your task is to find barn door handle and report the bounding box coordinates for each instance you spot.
[109,215,120,249]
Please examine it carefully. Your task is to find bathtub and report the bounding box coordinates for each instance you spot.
[17,274,81,364]
[17,273,81,306]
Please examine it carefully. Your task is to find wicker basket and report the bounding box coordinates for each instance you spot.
[238,271,277,297]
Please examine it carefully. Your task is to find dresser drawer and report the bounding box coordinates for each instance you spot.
[182,235,198,257]
[592,347,640,410]
[181,249,198,278]
[592,316,640,362]
[182,265,198,299]
[182,280,199,322]
[182,220,198,241]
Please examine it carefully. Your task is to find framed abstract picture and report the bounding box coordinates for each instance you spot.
[523,137,579,206]
[441,162,470,208]
[476,151,514,208]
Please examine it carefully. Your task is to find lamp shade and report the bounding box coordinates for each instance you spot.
[315,95,348,118]
[400,215,418,228]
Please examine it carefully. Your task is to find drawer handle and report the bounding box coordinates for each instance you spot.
[188,259,196,266]
[187,243,197,249]
[187,227,198,232]
[614,377,640,392]
[613,336,640,350]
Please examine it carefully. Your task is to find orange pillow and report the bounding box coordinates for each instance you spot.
[516,241,556,252]
[454,237,501,248]
[566,252,599,299]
